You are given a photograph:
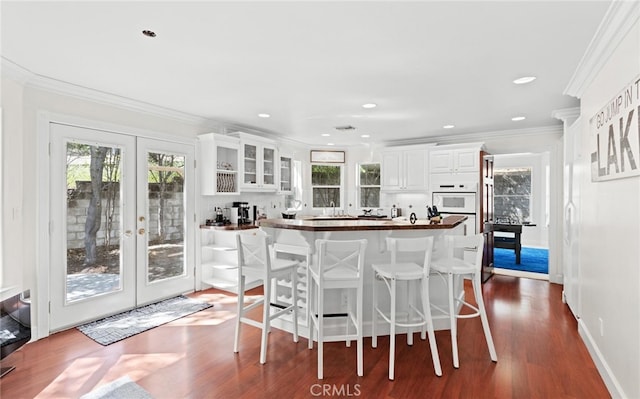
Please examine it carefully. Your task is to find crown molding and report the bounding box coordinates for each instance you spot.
[1,56,220,128]
[564,0,640,98]
[384,125,563,147]
[552,107,581,124]
[1,57,33,85]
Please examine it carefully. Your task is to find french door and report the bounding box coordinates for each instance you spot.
[49,123,195,331]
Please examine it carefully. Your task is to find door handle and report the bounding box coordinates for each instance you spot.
[138,228,146,235]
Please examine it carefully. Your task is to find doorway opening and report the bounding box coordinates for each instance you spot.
[491,152,549,280]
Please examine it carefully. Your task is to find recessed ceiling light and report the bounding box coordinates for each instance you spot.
[327,143,335,146]
[361,134,370,138]
[321,133,331,137]
[258,113,270,118]
[512,116,526,121]
[142,30,156,38]
[443,125,455,129]
[513,76,536,85]
[362,103,377,109]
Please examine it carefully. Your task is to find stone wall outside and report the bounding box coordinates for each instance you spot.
[66,181,184,249]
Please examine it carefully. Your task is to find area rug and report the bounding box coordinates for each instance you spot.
[77,295,212,346]
[81,376,153,399]
[494,247,549,274]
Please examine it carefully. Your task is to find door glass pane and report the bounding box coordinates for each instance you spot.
[66,143,122,302]
[147,152,186,282]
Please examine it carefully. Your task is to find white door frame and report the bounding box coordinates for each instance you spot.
[49,123,138,331]
[36,111,197,339]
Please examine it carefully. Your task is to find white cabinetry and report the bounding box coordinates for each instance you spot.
[279,155,292,193]
[200,227,262,293]
[232,132,277,192]
[429,146,481,174]
[381,145,428,192]
[199,133,240,195]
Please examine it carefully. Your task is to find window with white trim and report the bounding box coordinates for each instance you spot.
[357,163,380,208]
[311,164,343,208]
[494,167,532,224]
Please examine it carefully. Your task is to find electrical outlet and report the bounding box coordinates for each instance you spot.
[599,317,604,337]
[341,292,348,307]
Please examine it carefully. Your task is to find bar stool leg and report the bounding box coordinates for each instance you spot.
[420,279,427,341]
[421,276,442,376]
[472,274,497,362]
[372,272,378,348]
[233,275,245,354]
[407,280,414,346]
[260,278,271,364]
[346,288,352,347]
[308,279,314,350]
[317,280,324,379]
[389,277,397,380]
[357,284,363,376]
[448,272,459,369]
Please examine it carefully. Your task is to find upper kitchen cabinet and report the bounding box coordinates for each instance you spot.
[279,154,293,194]
[381,145,429,192]
[429,143,484,174]
[231,132,277,192]
[198,133,240,195]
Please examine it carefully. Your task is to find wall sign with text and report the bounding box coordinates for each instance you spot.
[590,75,640,182]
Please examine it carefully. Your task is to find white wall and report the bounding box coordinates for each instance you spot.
[571,13,640,399]
[1,77,25,296]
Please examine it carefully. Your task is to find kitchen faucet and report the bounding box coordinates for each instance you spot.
[330,201,336,216]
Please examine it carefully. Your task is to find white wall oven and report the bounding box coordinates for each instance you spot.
[433,191,477,234]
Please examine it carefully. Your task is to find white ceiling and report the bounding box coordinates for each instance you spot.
[1,1,611,146]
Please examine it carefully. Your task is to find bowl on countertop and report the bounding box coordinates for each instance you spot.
[282,212,296,219]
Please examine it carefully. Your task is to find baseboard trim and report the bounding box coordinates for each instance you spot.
[577,319,625,398]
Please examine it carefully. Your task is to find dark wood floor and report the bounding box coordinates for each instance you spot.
[1,275,610,398]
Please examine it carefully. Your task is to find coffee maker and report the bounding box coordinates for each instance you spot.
[230,201,251,224]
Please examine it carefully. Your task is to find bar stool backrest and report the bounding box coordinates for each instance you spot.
[237,230,272,274]
[444,233,485,272]
[386,236,434,273]
[315,239,367,283]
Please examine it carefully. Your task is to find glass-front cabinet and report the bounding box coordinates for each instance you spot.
[234,133,277,192]
[279,155,292,193]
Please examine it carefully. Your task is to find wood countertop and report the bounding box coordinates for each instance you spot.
[258,215,467,232]
[199,224,259,231]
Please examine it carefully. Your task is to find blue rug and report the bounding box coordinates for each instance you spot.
[494,247,548,274]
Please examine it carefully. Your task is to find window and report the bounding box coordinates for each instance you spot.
[311,164,343,208]
[494,167,532,223]
[358,163,380,208]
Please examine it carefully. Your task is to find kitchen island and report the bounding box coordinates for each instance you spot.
[258,215,467,338]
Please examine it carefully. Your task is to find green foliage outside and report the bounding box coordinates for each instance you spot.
[359,163,380,207]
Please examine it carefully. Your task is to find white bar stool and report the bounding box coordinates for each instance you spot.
[308,239,368,379]
[371,236,442,380]
[233,230,300,364]
[431,233,497,368]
